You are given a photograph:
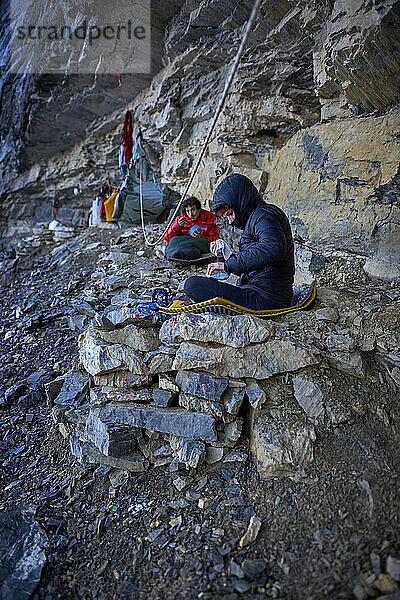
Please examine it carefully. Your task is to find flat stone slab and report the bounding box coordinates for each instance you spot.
[206,446,225,464]
[93,372,152,389]
[70,434,149,472]
[169,435,206,468]
[45,370,89,406]
[179,392,225,418]
[153,389,175,407]
[97,403,217,442]
[90,387,152,406]
[144,346,176,374]
[293,376,325,421]
[176,370,229,402]
[172,340,319,379]
[97,324,159,352]
[326,350,365,378]
[85,409,138,457]
[363,258,400,282]
[102,304,158,328]
[78,327,148,376]
[158,374,179,393]
[245,379,267,410]
[160,313,274,348]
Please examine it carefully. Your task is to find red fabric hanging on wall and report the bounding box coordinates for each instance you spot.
[121,110,133,166]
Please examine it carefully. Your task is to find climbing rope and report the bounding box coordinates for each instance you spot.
[138,0,263,246]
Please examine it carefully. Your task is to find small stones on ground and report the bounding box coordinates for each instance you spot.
[230,560,245,578]
[206,446,224,465]
[370,552,381,575]
[387,556,400,581]
[239,515,262,548]
[172,475,189,492]
[241,559,266,580]
[232,580,251,594]
[108,469,129,488]
[169,515,183,529]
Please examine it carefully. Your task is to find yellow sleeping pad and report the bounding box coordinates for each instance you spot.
[157,281,317,318]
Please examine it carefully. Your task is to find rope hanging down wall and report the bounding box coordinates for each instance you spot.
[137,0,263,246]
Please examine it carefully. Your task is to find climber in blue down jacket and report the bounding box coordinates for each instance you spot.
[184,173,295,310]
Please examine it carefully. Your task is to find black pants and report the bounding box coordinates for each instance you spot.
[184,276,286,311]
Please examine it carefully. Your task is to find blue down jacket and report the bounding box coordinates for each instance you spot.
[212,174,295,306]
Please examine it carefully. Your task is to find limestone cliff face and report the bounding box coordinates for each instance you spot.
[265,113,400,264]
[1,0,399,265]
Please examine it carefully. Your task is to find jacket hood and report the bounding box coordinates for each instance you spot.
[196,209,216,224]
[212,174,262,229]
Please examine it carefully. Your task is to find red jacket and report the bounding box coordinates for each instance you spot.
[164,208,219,243]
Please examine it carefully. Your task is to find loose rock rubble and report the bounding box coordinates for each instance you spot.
[1,223,400,600]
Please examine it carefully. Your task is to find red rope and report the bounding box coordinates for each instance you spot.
[118,73,141,126]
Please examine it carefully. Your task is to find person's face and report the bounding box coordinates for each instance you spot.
[223,208,235,225]
[185,205,200,221]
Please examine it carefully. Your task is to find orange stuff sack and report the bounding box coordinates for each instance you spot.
[104,190,118,222]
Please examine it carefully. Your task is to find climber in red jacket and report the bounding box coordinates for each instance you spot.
[164,197,219,261]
